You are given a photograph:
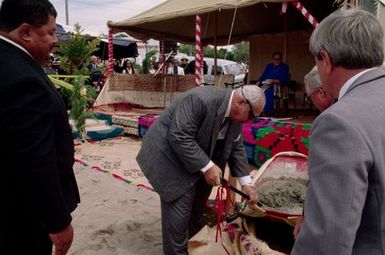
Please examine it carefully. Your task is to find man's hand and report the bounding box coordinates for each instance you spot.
[49,224,74,255]
[203,164,222,186]
[241,185,258,205]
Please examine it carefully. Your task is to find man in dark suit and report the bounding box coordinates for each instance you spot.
[0,1,80,254]
[185,59,208,75]
[137,85,265,254]
[292,9,385,255]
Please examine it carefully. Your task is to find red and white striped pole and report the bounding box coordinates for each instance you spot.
[195,15,203,87]
[107,28,114,75]
[291,1,318,28]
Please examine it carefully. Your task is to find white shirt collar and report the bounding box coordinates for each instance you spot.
[338,68,375,100]
[0,35,34,58]
[0,35,33,59]
[225,90,234,118]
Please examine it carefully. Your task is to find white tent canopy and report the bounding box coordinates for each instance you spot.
[107,0,337,45]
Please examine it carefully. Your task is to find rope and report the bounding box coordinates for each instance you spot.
[217,7,238,87]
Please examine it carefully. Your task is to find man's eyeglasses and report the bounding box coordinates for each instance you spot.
[304,94,313,104]
[273,58,281,61]
[241,87,255,120]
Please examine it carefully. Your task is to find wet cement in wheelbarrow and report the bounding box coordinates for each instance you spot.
[257,181,305,213]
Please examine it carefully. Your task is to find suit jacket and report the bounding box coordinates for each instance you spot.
[137,86,249,202]
[0,39,80,238]
[292,67,385,254]
[167,66,185,75]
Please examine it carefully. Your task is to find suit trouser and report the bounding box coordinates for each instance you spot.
[264,85,274,114]
[0,217,53,255]
[161,177,212,255]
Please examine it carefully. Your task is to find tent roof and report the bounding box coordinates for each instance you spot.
[107,0,338,45]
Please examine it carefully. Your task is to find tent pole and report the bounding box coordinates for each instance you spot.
[283,11,289,116]
[195,15,203,86]
[107,28,114,76]
[163,76,167,107]
[214,11,218,85]
[65,0,69,25]
[284,12,288,63]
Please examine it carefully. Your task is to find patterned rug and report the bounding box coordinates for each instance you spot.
[74,137,154,191]
[242,118,311,168]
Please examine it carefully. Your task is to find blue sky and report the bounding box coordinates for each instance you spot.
[50,0,165,34]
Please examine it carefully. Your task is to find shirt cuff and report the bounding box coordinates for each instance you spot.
[238,175,252,186]
[201,161,214,173]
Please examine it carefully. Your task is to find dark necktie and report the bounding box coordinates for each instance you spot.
[217,118,231,140]
[173,65,178,75]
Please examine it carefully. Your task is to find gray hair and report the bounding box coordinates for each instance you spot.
[235,85,265,116]
[309,8,384,69]
[304,66,322,95]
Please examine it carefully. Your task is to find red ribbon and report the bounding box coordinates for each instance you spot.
[213,184,233,255]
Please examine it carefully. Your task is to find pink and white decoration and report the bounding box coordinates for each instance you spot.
[108,28,114,75]
[195,15,203,87]
[291,1,318,28]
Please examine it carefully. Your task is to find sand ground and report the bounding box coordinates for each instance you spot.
[68,162,162,255]
[66,113,315,254]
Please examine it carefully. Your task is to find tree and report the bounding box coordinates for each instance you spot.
[204,46,234,60]
[59,23,100,137]
[232,42,249,63]
[179,43,249,62]
[142,48,158,74]
[179,44,195,56]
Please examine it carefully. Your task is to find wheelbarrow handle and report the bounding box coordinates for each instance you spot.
[220,178,250,200]
[226,212,241,223]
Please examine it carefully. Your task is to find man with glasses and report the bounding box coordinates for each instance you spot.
[293,66,335,239]
[137,85,265,255]
[258,51,289,115]
[292,9,385,254]
[304,66,335,112]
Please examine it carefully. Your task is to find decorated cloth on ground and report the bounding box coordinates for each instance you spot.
[242,118,311,168]
[138,114,159,138]
[111,115,140,136]
[74,137,154,191]
[188,218,285,255]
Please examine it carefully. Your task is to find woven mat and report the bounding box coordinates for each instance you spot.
[74,137,154,191]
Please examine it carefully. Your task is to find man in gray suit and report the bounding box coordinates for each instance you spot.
[137,85,265,254]
[292,9,385,254]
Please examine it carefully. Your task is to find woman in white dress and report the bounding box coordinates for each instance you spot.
[122,59,136,74]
